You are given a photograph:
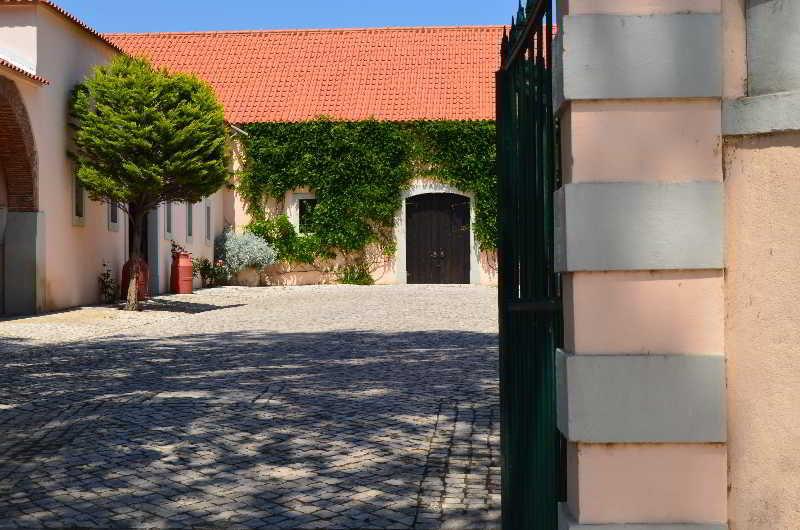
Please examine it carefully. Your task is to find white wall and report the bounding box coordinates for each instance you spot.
[0,5,37,73]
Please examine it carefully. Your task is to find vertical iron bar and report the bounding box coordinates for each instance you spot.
[497,1,563,527]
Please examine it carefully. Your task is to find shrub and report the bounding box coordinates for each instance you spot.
[247,216,328,265]
[192,257,213,287]
[336,262,374,285]
[98,262,119,303]
[214,230,276,276]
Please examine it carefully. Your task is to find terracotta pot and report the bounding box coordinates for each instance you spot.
[170,252,194,294]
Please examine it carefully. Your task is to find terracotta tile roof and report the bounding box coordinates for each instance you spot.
[0,58,49,85]
[106,26,504,124]
[1,0,124,53]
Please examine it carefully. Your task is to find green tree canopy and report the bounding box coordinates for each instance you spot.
[69,55,229,309]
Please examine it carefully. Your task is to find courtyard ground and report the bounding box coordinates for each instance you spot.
[0,285,500,529]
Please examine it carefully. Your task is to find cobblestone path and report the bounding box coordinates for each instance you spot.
[0,285,500,529]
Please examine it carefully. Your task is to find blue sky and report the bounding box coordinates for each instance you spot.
[56,0,521,33]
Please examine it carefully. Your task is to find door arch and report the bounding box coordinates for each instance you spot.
[0,76,38,213]
[405,193,470,284]
[0,75,40,315]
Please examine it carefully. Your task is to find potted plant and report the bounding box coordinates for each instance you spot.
[170,241,194,294]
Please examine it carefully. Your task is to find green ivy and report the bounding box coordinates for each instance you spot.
[247,215,327,265]
[240,118,497,264]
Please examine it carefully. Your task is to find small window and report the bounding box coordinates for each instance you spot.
[298,198,317,234]
[205,201,212,243]
[73,178,85,225]
[164,202,173,238]
[108,202,120,232]
[186,202,194,240]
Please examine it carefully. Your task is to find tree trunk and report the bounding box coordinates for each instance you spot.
[126,210,145,311]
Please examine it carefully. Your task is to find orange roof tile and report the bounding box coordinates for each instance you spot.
[106,26,504,124]
[0,58,49,85]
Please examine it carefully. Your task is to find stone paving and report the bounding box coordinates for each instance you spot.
[0,285,500,529]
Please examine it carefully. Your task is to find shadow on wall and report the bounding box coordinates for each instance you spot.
[0,328,499,527]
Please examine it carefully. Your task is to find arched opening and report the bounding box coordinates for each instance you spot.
[0,75,40,315]
[405,192,471,284]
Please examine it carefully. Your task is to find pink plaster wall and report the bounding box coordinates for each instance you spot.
[571,443,727,524]
[564,271,725,355]
[724,133,800,530]
[564,100,722,184]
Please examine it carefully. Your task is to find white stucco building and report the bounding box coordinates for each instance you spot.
[0,1,226,315]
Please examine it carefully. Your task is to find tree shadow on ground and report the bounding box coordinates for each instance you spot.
[0,328,500,529]
[135,299,247,314]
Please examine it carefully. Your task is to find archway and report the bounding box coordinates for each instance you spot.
[0,75,40,315]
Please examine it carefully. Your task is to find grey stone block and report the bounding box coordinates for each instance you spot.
[723,90,800,136]
[556,350,727,443]
[561,14,721,100]
[554,182,724,272]
[747,0,800,96]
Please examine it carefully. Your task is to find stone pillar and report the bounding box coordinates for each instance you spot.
[553,1,727,528]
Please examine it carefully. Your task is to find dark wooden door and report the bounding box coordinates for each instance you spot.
[406,193,470,284]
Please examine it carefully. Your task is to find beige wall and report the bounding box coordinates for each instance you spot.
[153,192,225,294]
[724,133,800,530]
[24,7,124,311]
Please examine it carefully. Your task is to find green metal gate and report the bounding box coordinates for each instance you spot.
[496,1,564,528]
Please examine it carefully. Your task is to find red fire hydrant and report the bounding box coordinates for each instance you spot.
[170,251,194,294]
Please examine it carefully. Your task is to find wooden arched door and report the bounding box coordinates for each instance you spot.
[406,193,470,284]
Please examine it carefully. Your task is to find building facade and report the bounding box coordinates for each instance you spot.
[108,26,504,287]
[0,1,226,315]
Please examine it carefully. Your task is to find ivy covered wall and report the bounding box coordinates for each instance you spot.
[238,118,497,266]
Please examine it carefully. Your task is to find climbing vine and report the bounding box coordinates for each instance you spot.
[239,118,497,266]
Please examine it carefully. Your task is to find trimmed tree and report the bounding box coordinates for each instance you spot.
[69,55,228,310]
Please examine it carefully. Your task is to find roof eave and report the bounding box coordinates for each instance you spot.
[0,60,50,85]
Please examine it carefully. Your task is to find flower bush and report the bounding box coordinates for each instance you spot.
[214,229,276,276]
[98,262,119,303]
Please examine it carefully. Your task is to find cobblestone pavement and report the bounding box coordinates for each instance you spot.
[0,285,500,529]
